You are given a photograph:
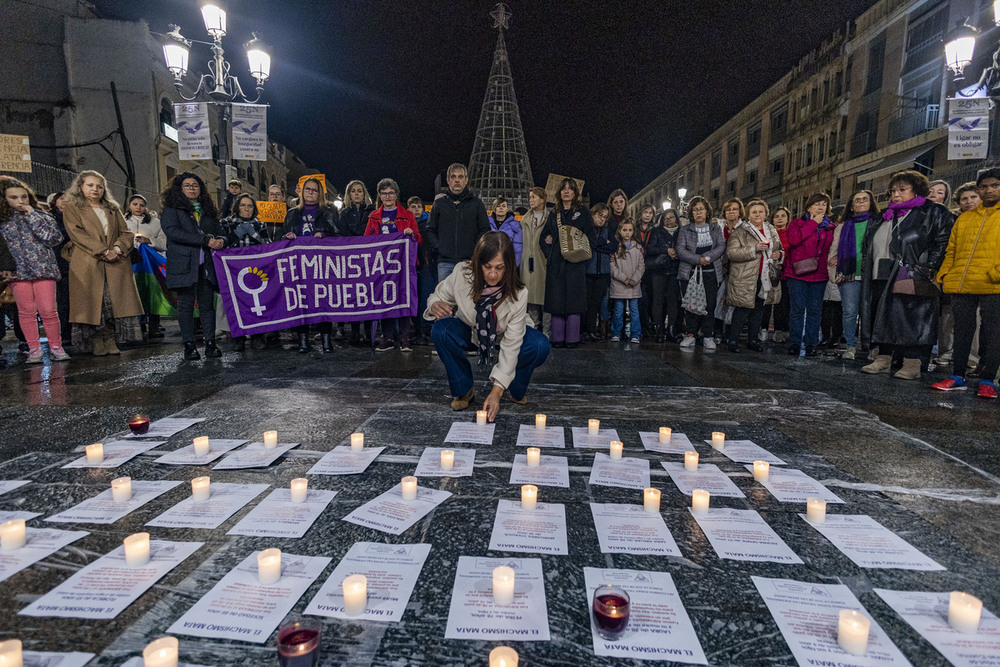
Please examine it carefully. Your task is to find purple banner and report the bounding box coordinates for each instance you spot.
[213,234,417,337]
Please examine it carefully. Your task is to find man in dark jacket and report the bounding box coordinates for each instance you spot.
[426,163,490,282]
[219,179,242,219]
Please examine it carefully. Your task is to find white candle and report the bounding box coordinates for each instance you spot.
[609,440,623,460]
[290,478,308,503]
[753,460,770,482]
[476,410,488,426]
[350,432,364,451]
[492,565,515,605]
[123,532,151,566]
[440,449,455,470]
[806,497,827,523]
[192,436,210,456]
[949,591,983,634]
[0,519,26,550]
[643,488,661,513]
[837,610,870,655]
[521,484,538,510]
[111,476,132,502]
[190,476,210,501]
[489,646,519,667]
[401,476,418,500]
[684,451,699,471]
[659,427,672,444]
[535,414,546,430]
[142,636,178,667]
[692,489,710,516]
[85,443,104,464]
[257,548,281,584]
[526,447,541,467]
[711,431,725,450]
[263,430,278,448]
[0,639,22,667]
[342,574,367,616]
[588,419,600,435]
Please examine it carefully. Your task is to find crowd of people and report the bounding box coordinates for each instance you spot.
[0,163,996,398]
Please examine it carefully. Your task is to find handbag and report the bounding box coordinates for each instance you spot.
[558,220,592,263]
[0,285,14,305]
[682,266,708,315]
[892,264,938,297]
[791,256,819,276]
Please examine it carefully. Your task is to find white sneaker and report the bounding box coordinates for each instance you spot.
[703,338,717,351]
[679,335,696,348]
[610,335,621,342]
[630,337,640,344]
[842,347,856,360]
[758,330,769,342]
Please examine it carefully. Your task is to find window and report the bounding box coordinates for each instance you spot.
[800,94,807,119]
[806,142,813,167]
[746,121,762,159]
[795,147,803,171]
[834,70,844,97]
[770,103,788,146]
[811,87,818,110]
[727,180,736,194]
[829,131,837,157]
[711,148,722,178]
[818,137,825,162]
[823,79,830,105]
[771,157,784,175]
[865,33,886,95]
[747,169,758,185]
[903,5,948,73]
[790,101,797,124]
[698,159,705,184]
[711,188,720,202]
[850,110,879,158]
[728,137,740,164]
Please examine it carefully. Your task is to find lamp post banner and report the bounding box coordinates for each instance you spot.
[213,235,418,336]
[174,102,212,160]
[231,103,268,161]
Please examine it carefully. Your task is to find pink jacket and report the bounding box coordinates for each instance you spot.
[610,243,645,298]
[783,217,836,282]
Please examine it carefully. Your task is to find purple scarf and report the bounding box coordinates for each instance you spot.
[882,196,926,222]
[836,213,871,278]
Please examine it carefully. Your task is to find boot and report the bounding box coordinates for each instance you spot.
[321,333,333,353]
[893,357,921,380]
[861,354,892,374]
[103,329,120,355]
[656,326,666,344]
[92,333,108,356]
[183,341,200,360]
[598,319,610,341]
[298,333,311,353]
[450,388,475,411]
[204,339,222,358]
[232,336,246,352]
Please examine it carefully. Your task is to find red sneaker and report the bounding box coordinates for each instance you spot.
[931,377,967,391]
[977,382,997,399]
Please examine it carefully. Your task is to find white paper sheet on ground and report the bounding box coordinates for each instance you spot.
[168,551,330,643]
[639,431,693,454]
[801,514,945,570]
[744,465,844,503]
[515,424,566,448]
[20,540,202,619]
[121,659,208,667]
[584,567,707,663]
[572,427,621,449]
[590,503,682,556]
[692,508,803,564]
[414,447,475,478]
[146,483,269,530]
[753,576,912,667]
[307,445,385,475]
[703,438,786,465]
[155,438,248,465]
[62,440,166,469]
[305,542,431,622]
[342,484,451,535]
[23,652,96,666]
[444,556,550,640]
[0,480,29,496]
[123,417,205,439]
[874,589,1000,666]
[0,528,88,583]
[228,488,337,538]
[589,453,651,490]
[0,511,40,523]
[489,499,568,555]
[444,421,496,445]
[45,480,182,525]
[662,462,745,498]
[509,454,570,488]
[212,441,299,470]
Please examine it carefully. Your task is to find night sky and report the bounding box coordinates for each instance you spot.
[93,0,874,202]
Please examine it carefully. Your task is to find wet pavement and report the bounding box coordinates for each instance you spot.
[0,328,998,666]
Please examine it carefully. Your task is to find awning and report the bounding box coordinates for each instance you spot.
[854,144,938,182]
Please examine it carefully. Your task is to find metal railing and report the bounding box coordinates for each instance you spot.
[887,104,939,145]
[13,162,161,210]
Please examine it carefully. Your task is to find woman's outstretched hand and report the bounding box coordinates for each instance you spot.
[430,301,453,319]
[483,385,503,422]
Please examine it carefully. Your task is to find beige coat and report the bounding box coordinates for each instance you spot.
[519,209,549,305]
[424,261,534,390]
[726,220,783,308]
[62,204,143,325]
[609,243,645,299]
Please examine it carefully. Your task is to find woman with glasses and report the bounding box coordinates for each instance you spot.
[828,190,879,360]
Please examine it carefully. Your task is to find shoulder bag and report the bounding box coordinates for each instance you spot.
[558,217,592,263]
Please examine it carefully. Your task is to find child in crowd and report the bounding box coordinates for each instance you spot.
[609,220,645,344]
[489,197,523,267]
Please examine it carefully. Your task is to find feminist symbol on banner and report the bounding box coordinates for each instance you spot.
[237,266,269,315]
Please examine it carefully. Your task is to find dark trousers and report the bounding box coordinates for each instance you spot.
[176,273,217,344]
[680,270,718,338]
[647,271,668,334]
[765,279,790,332]
[664,274,681,333]
[821,300,843,345]
[585,274,610,334]
[380,317,410,342]
[416,263,437,336]
[787,279,826,347]
[639,274,652,332]
[56,277,71,341]
[731,279,766,343]
[294,322,331,336]
[953,293,1000,380]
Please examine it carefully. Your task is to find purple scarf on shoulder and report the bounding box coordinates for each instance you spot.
[882,196,926,222]
[835,213,871,278]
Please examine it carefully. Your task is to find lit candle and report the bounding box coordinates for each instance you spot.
[692,489,710,516]
[0,519,26,551]
[711,432,725,450]
[476,410,488,426]
[588,419,600,435]
[257,548,281,585]
[401,476,418,500]
[350,432,364,451]
[643,488,661,513]
[142,636,178,667]
[263,430,278,448]
[492,565,515,605]
[609,440,623,460]
[342,574,367,616]
[111,476,132,502]
[0,639,22,667]
[753,460,770,482]
[86,443,104,464]
[123,532,151,566]
[535,414,546,430]
[290,478,308,503]
[440,449,455,470]
[806,497,827,523]
[659,427,672,444]
[191,476,210,501]
[837,610,870,656]
[521,484,538,510]
[128,414,150,436]
[949,591,983,634]
[526,447,541,467]
[489,646,519,667]
[684,451,699,471]
[192,436,210,456]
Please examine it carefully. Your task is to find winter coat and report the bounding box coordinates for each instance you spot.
[364,206,422,246]
[221,215,271,247]
[489,213,523,266]
[827,215,873,284]
[426,188,490,264]
[725,220,783,308]
[281,205,338,238]
[220,191,239,219]
[338,203,373,237]
[660,226,681,275]
[937,202,1000,294]
[0,234,14,274]
[541,205,596,316]
[783,217,836,282]
[160,205,224,290]
[676,222,726,281]
[640,224,673,274]
[610,243,645,299]
[586,224,617,276]
[124,212,167,253]
[62,203,143,324]
[520,208,549,304]
[415,211,434,269]
[424,260,534,390]
[0,209,63,281]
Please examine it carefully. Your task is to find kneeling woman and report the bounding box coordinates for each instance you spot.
[425,232,551,421]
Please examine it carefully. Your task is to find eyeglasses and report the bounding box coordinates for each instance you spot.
[379,190,397,197]
[181,183,199,189]
[888,187,913,195]
[303,187,321,194]
[852,196,870,203]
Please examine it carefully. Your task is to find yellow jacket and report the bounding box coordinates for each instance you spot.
[937,202,1000,294]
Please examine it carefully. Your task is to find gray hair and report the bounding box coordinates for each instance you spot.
[376,178,400,197]
[447,163,467,178]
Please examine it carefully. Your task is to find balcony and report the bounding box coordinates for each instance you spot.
[761,173,783,191]
[887,104,939,145]
[850,130,877,159]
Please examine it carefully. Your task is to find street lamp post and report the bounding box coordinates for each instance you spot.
[160,2,271,203]
[944,9,1000,160]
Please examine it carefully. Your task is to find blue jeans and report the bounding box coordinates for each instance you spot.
[787,279,826,347]
[438,262,457,283]
[612,298,641,338]
[838,280,861,348]
[431,317,551,400]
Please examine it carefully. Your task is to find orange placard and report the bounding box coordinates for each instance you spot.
[297,173,326,195]
[256,201,287,224]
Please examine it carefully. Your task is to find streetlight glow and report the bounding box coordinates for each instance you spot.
[678,187,687,200]
[161,25,191,78]
[244,33,271,83]
[945,28,977,77]
[201,3,227,37]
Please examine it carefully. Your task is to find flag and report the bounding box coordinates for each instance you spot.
[133,244,178,317]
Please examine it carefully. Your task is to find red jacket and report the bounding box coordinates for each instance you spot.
[364,206,422,245]
[782,217,835,282]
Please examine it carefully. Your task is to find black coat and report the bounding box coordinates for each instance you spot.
[641,225,674,274]
[338,203,373,237]
[160,206,224,289]
[585,224,617,276]
[281,206,338,237]
[426,188,490,263]
[541,206,596,316]
[0,232,15,273]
